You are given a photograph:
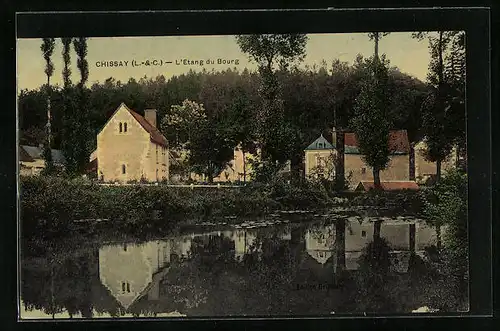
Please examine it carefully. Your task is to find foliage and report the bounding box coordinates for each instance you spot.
[412,31,466,177]
[351,55,392,187]
[236,34,308,170]
[162,100,235,182]
[20,176,344,237]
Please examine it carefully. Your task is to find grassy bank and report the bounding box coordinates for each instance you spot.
[20,175,342,237]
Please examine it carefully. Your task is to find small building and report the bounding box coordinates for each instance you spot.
[92,103,169,183]
[304,128,457,189]
[355,180,420,192]
[19,144,66,176]
[304,134,336,180]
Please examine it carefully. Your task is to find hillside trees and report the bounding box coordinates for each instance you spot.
[20,55,433,183]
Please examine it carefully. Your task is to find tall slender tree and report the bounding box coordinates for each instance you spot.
[413,31,456,183]
[61,38,72,88]
[72,37,91,174]
[236,34,308,179]
[351,55,392,189]
[368,32,390,59]
[40,38,56,174]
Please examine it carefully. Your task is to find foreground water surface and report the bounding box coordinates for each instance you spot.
[20,216,468,319]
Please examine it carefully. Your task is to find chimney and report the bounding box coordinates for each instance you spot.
[145,109,157,128]
[332,127,337,147]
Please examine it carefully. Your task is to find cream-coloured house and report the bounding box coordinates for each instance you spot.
[19,145,66,176]
[170,144,262,183]
[92,103,169,183]
[304,129,457,189]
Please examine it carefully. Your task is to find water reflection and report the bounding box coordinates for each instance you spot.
[20,219,452,318]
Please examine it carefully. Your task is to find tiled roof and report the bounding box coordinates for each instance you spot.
[124,104,168,148]
[356,181,420,191]
[305,134,334,150]
[20,145,66,164]
[340,130,410,155]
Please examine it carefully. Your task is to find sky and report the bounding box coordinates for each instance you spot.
[16,33,432,92]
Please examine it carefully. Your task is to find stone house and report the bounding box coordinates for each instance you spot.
[91,103,169,183]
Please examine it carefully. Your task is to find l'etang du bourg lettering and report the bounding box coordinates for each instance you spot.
[95,58,240,68]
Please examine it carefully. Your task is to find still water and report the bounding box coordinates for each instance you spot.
[20,217,459,319]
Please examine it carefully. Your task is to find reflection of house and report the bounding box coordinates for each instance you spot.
[304,128,457,189]
[98,235,195,311]
[98,241,172,310]
[305,224,335,265]
[91,103,169,183]
[227,229,259,261]
[19,145,66,176]
[304,219,448,272]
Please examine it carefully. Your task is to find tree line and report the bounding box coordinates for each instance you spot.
[20,32,465,185]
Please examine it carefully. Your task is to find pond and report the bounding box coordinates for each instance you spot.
[19,216,466,319]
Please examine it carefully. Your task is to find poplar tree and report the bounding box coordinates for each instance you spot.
[235,34,308,180]
[40,38,56,174]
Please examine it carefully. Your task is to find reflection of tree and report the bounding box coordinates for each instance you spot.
[351,237,394,312]
[21,247,96,318]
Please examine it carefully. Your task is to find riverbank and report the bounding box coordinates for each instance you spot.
[20,175,425,238]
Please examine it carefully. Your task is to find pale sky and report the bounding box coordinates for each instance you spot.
[16,33,431,92]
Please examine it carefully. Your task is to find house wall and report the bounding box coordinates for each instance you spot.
[186,147,259,183]
[304,150,335,178]
[19,159,46,176]
[415,143,457,183]
[97,105,169,182]
[344,154,410,189]
[146,141,169,182]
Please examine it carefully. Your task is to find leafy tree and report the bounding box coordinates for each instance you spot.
[162,100,234,182]
[236,34,308,173]
[64,37,92,175]
[443,32,466,169]
[413,31,459,182]
[40,38,56,173]
[387,69,429,180]
[351,55,392,189]
[421,168,467,254]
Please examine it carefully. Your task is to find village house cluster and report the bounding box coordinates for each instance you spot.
[19,102,456,190]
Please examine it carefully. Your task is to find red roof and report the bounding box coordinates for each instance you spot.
[126,106,168,148]
[356,181,420,191]
[344,130,410,154]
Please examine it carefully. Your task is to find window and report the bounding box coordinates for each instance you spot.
[119,122,123,133]
[318,142,323,149]
[361,230,367,237]
[361,167,366,174]
[123,244,127,251]
[122,164,126,174]
[124,122,127,132]
[122,282,131,293]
